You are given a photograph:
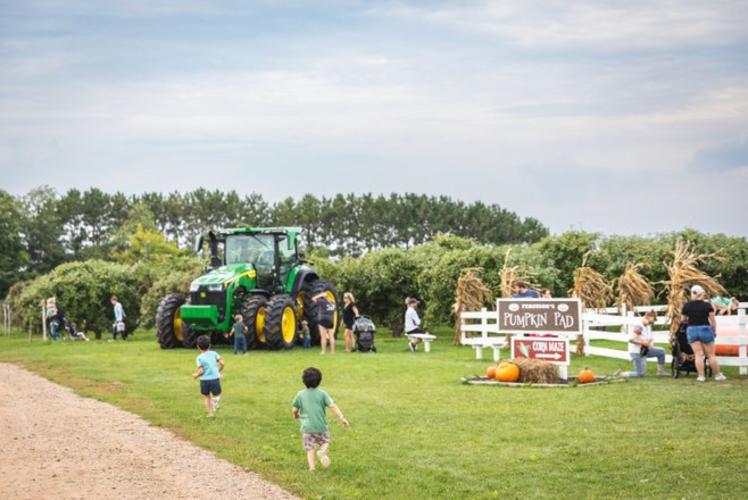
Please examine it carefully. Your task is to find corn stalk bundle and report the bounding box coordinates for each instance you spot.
[615,263,655,311]
[569,252,613,354]
[453,268,493,344]
[499,249,526,298]
[663,241,725,334]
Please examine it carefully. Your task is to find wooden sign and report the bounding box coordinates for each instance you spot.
[511,336,570,365]
[497,298,582,335]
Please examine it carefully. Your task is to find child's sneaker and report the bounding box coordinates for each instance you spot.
[696,376,706,382]
[713,373,727,381]
[317,450,331,468]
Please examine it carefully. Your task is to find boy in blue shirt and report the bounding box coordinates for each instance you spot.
[292,367,350,471]
[192,335,224,417]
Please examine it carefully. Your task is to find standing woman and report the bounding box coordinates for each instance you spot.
[342,293,360,353]
[682,285,726,382]
[313,292,336,354]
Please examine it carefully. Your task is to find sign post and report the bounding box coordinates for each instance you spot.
[498,298,582,380]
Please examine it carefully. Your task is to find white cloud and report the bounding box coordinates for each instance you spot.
[370,0,748,50]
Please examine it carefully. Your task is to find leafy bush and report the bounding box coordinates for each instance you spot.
[139,258,205,328]
[13,260,140,336]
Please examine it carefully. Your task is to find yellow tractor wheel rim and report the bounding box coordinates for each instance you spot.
[324,291,338,329]
[256,307,266,343]
[174,307,184,342]
[281,306,296,343]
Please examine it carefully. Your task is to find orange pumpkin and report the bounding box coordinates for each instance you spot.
[496,362,521,382]
[486,366,497,379]
[578,368,595,384]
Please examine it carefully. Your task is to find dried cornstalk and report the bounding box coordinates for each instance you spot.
[615,263,655,311]
[663,241,725,334]
[569,252,613,354]
[453,268,493,344]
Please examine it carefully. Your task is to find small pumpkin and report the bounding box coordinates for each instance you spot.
[496,362,521,382]
[486,366,497,379]
[578,368,595,384]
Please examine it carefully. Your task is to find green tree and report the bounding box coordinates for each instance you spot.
[0,190,30,297]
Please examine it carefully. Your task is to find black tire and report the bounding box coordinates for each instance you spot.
[300,279,340,346]
[264,294,298,350]
[183,323,201,349]
[156,293,186,349]
[241,295,268,350]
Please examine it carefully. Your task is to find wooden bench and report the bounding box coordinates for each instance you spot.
[405,333,437,352]
[461,337,507,361]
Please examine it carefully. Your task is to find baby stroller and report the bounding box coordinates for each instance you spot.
[671,323,711,378]
[353,316,377,353]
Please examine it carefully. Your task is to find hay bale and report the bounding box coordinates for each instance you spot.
[663,241,725,334]
[615,263,655,311]
[513,358,560,384]
[453,268,493,344]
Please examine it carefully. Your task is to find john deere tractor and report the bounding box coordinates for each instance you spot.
[155,227,339,350]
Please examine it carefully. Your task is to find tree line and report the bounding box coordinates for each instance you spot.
[0,186,547,297]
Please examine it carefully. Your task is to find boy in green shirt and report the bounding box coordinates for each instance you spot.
[292,367,350,471]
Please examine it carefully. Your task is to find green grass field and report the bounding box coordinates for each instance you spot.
[1,327,746,499]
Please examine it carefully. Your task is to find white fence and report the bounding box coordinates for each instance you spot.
[460,303,748,375]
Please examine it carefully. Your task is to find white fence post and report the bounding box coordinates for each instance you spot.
[41,300,47,342]
[739,309,747,376]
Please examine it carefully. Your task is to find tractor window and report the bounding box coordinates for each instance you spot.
[225,235,274,265]
[278,235,296,264]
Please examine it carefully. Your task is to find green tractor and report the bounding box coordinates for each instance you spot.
[155,227,339,350]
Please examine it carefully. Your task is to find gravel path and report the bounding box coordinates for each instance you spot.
[0,362,298,500]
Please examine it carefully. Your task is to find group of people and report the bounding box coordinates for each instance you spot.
[193,335,349,471]
[44,295,128,342]
[507,280,737,381]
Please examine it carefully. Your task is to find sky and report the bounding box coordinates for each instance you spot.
[1,0,747,236]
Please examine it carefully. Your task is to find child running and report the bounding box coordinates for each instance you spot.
[192,335,224,417]
[291,367,350,472]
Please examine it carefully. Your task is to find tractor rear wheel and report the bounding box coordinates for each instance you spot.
[156,293,186,349]
[242,295,268,350]
[264,294,298,350]
[301,279,340,346]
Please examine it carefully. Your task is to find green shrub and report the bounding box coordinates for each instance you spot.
[14,260,140,336]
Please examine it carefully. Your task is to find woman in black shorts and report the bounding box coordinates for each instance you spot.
[313,292,337,354]
[342,293,360,353]
[682,284,726,382]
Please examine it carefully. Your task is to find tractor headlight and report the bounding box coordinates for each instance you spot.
[190,283,200,292]
[207,284,223,292]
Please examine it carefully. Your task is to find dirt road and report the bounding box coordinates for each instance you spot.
[0,362,297,500]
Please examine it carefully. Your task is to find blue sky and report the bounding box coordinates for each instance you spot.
[1,1,747,235]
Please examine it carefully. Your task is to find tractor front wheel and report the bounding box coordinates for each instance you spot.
[156,293,186,349]
[242,295,268,350]
[264,295,298,350]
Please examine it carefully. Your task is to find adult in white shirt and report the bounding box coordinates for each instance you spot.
[111,295,128,340]
[621,311,666,377]
[404,298,429,352]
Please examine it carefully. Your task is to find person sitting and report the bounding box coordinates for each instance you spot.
[618,311,666,377]
[512,281,540,299]
[66,321,90,341]
[405,298,430,352]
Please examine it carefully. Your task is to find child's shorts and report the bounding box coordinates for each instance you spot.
[200,378,222,396]
[302,432,330,450]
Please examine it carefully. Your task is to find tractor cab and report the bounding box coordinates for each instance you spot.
[196,227,301,292]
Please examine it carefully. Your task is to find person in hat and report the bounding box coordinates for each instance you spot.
[404,298,430,352]
[681,285,726,382]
